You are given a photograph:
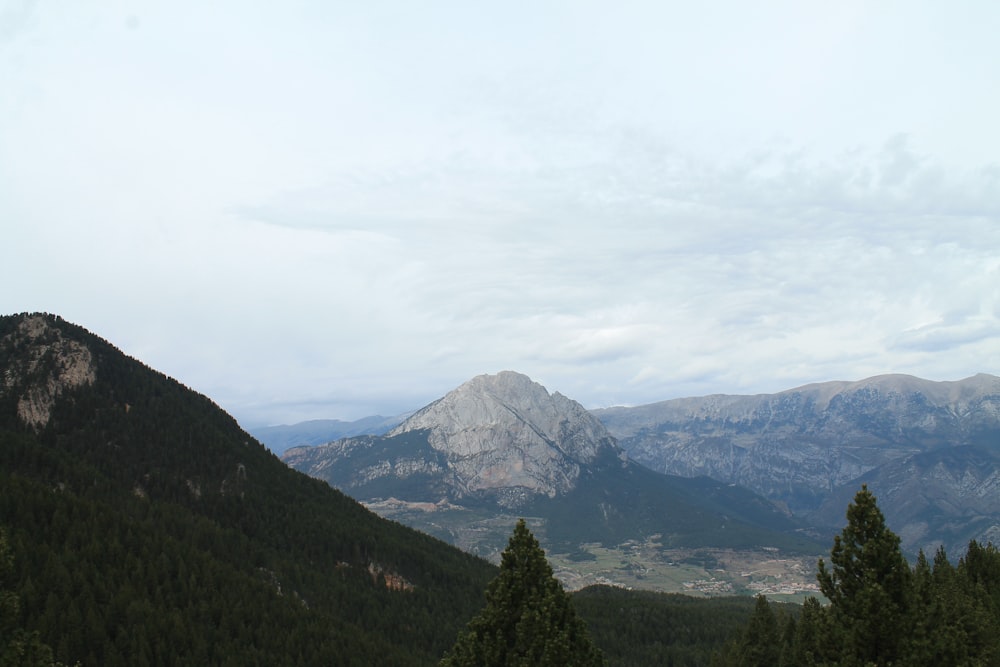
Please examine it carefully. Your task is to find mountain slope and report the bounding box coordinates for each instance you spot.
[810,445,1000,552]
[594,373,1000,555]
[284,372,820,562]
[0,313,496,666]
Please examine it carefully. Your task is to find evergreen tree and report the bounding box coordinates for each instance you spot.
[784,595,827,667]
[816,485,911,666]
[737,595,780,667]
[906,549,936,665]
[440,519,605,667]
[953,541,1000,664]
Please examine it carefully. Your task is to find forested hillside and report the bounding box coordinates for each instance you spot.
[0,313,496,665]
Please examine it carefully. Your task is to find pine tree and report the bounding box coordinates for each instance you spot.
[906,549,937,665]
[737,595,780,667]
[816,485,911,666]
[784,596,828,666]
[440,519,605,667]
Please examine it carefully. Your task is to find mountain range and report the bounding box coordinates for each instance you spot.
[594,373,1000,556]
[271,372,1000,561]
[283,371,821,577]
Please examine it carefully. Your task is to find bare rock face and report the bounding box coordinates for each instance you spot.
[810,445,1000,554]
[597,374,1000,508]
[390,371,618,498]
[1,314,96,428]
[284,371,622,508]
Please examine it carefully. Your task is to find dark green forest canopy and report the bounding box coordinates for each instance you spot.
[572,586,762,667]
[1,527,62,666]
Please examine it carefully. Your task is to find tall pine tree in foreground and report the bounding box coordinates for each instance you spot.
[440,519,605,667]
[817,484,911,666]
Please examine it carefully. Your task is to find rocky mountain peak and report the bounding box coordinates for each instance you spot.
[385,371,619,500]
[393,371,614,457]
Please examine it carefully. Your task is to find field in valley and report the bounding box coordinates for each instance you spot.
[365,499,823,601]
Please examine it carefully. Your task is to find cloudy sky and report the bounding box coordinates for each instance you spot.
[3,1,998,428]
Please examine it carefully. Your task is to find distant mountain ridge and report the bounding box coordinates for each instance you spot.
[250,415,408,455]
[594,373,1000,556]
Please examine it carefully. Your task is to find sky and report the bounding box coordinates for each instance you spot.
[2,1,999,428]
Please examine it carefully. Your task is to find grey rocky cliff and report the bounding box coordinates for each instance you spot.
[1,314,96,428]
[284,371,622,508]
[810,445,1000,554]
[391,371,618,498]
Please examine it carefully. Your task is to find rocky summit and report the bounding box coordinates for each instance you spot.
[392,371,619,498]
[284,371,623,508]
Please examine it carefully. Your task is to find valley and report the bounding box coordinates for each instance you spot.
[363,497,822,600]
[550,542,820,602]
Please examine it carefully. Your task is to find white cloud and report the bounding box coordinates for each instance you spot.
[3,1,999,426]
